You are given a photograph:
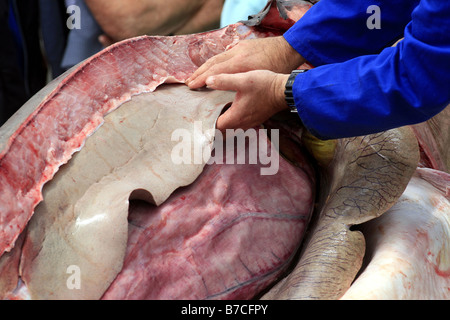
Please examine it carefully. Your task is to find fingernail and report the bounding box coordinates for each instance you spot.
[186,79,196,89]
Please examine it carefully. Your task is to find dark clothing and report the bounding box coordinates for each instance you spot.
[0,0,47,126]
[39,0,69,79]
[61,0,103,70]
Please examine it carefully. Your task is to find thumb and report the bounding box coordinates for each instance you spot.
[206,74,243,92]
[216,107,236,132]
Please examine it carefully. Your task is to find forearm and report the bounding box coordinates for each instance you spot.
[85,0,210,40]
[285,0,419,66]
[293,33,450,140]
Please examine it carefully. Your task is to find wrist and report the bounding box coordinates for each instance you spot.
[277,36,306,72]
[284,69,307,113]
[272,74,290,113]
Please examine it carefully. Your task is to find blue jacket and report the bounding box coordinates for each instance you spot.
[283,0,450,140]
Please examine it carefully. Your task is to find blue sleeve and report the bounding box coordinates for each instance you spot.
[288,0,450,140]
[284,0,419,66]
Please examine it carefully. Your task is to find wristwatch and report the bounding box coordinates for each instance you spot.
[285,69,307,113]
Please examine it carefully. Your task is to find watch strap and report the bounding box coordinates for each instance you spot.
[285,69,307,113]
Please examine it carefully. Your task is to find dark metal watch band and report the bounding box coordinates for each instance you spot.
[285,69,307,113]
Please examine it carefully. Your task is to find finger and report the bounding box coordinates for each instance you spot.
[186,55,223,87]
[186,61,214,88]
[186,68,214,89]
[216,97,252,132]
[187,63,231,89]
[187,51,236,88]
[216,107,239,132]
[205,74,244,92]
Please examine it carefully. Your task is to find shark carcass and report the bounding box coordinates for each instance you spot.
[0,0,448,300]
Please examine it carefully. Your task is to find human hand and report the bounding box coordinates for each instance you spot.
[204,70,290,131]
[186,36,303,89]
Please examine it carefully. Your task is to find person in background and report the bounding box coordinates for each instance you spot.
[0,0,226,126]
[85,0,225,47]
[38,0,69,79]
[43,0,226,71]
[0,0,100,126]
[39,0,103,74]
[60,0,104,71]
